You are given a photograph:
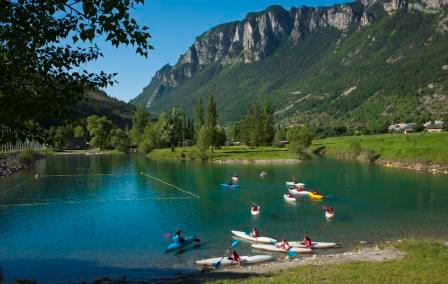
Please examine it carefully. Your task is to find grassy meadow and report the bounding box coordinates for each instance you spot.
[208,241,448,284]
[310,132,448,165]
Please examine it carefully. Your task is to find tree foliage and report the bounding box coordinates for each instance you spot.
[240,100,274,147]
[138,121,162,153]
[286,125,314,154]
[130,106,149,146]
[0,0,152,143]
[160,108,184,152]
[206,96,217,151]
[87,115,114,150]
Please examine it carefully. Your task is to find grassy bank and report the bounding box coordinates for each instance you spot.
[147,146,297,161]
[310,132,448,165]
[210,241,448,283]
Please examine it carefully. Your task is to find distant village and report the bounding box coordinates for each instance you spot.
[388,120,444,134]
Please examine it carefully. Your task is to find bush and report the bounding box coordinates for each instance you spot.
[365,148,381,162]
[17,150,41,167]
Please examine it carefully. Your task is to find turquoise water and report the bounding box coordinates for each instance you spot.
[0,154,447,282]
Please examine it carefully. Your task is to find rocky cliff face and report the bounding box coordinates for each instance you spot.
[131,0,448,109]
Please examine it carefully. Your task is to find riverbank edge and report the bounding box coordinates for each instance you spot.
[0,150,48,177]
[311,149,448,174]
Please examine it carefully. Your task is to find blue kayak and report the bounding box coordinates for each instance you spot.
[164,235,197,253]
[220,183,240,189]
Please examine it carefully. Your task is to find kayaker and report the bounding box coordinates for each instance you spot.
[292,176,297,183]
[250,227,260,238]
[302,235,312,248]
[295,185,303,191]
[173,229,185,244]
[325,207,334,214]
[288,192,294,198]
[278,239,290,250]
[228,249,240,262]
[251,203,259,211]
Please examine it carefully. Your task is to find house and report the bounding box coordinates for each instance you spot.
[424,120,444,133]
[388,123,416,133]
[65,137,88,150]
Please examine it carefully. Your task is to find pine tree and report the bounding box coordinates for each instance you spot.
[206,96,217,153]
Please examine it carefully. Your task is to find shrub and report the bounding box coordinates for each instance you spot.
[17,150,40,167]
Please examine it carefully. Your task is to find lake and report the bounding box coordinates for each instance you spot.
[0,154,447,282]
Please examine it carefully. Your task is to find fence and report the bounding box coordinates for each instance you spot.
[0,127,46,153]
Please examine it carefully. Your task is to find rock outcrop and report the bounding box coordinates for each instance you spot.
[131,0,448,109]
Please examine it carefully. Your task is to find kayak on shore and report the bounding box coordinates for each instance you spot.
[195,255,274,266]
[251,244,312,253]
[231,230,277,244]
[288,241,337,249]
[164,235,198,253]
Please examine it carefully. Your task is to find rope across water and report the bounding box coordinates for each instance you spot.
[139,172,200,199]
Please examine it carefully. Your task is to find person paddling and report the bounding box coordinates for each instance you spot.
[228,248,241,263]
[250,227,260,238]
[278,239,290,250]
[288,192,294,198]
[173,229,185,244]
[251,203,259,211]
[302,235,312,248]
[292,176,297,184]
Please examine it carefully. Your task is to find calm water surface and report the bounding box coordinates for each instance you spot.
[0,154,447,282]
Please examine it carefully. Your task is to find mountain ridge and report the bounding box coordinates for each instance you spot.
[131,0,448,131]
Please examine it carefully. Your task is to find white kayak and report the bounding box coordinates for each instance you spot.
[195,255,274,266]
[231,230,277,244]
[288,241,337,249]
[286,182,305,188]
[284,194,296,202]
[325,211,335,219]
[289,188,311,196]
[251,244,312,253]
[251,206,260,215]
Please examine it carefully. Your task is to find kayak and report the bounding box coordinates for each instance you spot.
[231,230,277,244]
[289,188,311,196]
[251,244,312,253]
[284,194,296,202]
[259,172,267,177]
[195,255,274,266]
[286,182,305,188]
[325,211,335,218]
[164,235,197,253]
[288,241,337,249]
[251,206,260,215]
[220,183,240,189]
[309,193,324,200]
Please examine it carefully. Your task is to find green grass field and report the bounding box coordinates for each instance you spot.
[147,145,297,161]
[311,132,448,165]
[209,241,448,284]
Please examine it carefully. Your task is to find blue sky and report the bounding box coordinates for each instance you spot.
[86,0,348,102]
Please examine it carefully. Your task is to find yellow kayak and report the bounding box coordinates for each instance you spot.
[309,193,324,200]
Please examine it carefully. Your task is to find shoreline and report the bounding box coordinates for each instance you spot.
[147,243,407,283]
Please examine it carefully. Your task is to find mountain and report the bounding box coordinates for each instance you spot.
[131,0,448,132]
[72,90,135,128]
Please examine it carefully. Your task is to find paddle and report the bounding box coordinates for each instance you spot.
[213,240,239,269]
[287,251,297,258]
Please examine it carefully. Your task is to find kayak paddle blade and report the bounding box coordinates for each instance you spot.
[213,260,222,268]
[288,251,297,257]
[231,240,239,247]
